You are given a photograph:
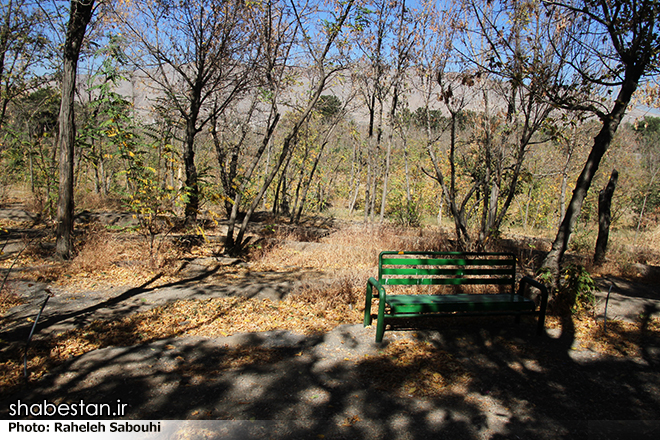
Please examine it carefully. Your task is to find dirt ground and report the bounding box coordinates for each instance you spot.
[1,206,660,439]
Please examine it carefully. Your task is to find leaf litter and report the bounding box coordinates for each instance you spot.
[1,222,659,410]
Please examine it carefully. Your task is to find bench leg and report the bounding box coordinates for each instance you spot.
[364,283,373,327]
[537,289,549,335]
[376,318,386,343]
[375,293,388,343]
[537,312,546,335]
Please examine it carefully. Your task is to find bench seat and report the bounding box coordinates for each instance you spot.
[386,293,537,314]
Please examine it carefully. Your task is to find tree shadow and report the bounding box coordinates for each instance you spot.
[1,313,659,439]
[1,268,222,344]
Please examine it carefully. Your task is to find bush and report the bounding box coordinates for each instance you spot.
[551,264,597,315]
[568,228,594,255]
[388,199,422,228]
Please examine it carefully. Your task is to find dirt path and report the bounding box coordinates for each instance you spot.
[2,319,660,439]
[3,265,658,346]
[594,277,660,323]
[2,270,660,439]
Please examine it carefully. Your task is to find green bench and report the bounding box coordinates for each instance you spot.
[363,251,548,342]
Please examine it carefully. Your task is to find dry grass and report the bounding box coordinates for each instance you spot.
[3,225,185,292]
[292,271,370,309]
[72,227,124,273]
[75,191,124,212]
[253,224,450,272]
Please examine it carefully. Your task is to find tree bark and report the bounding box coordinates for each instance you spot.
[379,128,392,223]
[182,98,201,223]
[594,169,618,265]
[56,0,95,260]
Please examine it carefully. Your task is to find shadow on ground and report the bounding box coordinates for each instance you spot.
[1,266,660,439]
[0,265,317,345]
[2,315,660,439]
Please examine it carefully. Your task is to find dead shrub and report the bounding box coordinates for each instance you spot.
[252,223,452,272]
[72,228,123,273]
[327,224,450,252]
[275,224,327,242]
[22,194,52,219]
[22,240,53,260]
[75,191,124,212]
[72,224,185,273]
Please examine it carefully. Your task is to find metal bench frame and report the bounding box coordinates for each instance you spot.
[363,251,549,342]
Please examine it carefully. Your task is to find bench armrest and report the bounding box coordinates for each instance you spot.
[518,276,548,301]
[367,277,386,296]
[364,277,386,327]
[518,276,549,334]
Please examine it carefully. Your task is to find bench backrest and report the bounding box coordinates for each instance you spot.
[378,251,517,295]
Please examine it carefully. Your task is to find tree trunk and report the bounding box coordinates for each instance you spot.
[212,116,243,217]
[427,108,470,248]
[369,172,377,223]
[379,130,392,223]
[403,137,411,203]
[183,111,200,223]
[276,153,292,216]
[56,0,95,260]
[364,161,372,222]
[294,140,328,223]
[225,112,280,249]
[348,175,360,215]
[290,142,309,221]
[380,84,400,223]
[262,138,272,210]
[542,68,641,276]
[594,169,618,265]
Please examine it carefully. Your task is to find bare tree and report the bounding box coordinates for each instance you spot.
[540,0,660,277]
[378,0,417,223]
[116,0,257,223]
[0,0,48,131]
[594,168,618,265]
[351,0,397,223]
[419,0,556,249]
[223,0,357,253]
